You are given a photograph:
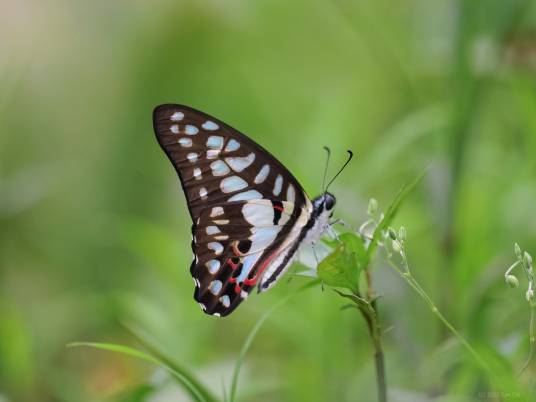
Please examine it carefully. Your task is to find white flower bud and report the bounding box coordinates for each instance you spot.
[524,252,533,269]
[398,226,406,242]
[367,198,378,215]
[505,275,519,288]
[526,288,534,302]
[515,243,522,260]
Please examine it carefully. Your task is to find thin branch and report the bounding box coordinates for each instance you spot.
[385,258,490,372]
[519,302,536,376]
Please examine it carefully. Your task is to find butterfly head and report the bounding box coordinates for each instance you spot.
[313,192,336,216]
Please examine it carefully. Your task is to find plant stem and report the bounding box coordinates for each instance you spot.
[519,302,536,376]
[374,344,387,402]
[385,259,490,372]
[353,300,387,402]
[361,273,388,402]
[370,301,387,402]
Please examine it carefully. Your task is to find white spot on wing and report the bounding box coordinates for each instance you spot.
[240,290,248,299]
[210,160,230,176]
[220,176,248,193]
[287,184,295,203]
[228,190,262,202]
[254,164,270,184]
[237,254,261,282]
[224,139,240,152]
[185,125,199,135]
[193,168,202,180]
[219,295,230,307]
[205,259,220,274]
[242,201,274,226]
[207,136,224,149]
[202,120,219,130]
[199,302,207,310]
[207,150,220,159]
[170,124,179,134]
[187,152,198,162]
[170,112,184,121]
[215,234,229,240]
[206,226,220,235]
[209,280,223,295]
[225,153,255,172]
[273,175,283,196]
[208,242,224,255]
[213,219,229,225]
[199,187,208,199]
[179,137,192,147]
[249,226,280,253]
[210,207,224,217]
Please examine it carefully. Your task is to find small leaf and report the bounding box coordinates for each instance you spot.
[318,242,360,292]
[321,236,339,248]
[338,230,369,270]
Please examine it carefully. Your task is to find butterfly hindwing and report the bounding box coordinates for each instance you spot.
[153,104,312,316]
[191,199,310,316]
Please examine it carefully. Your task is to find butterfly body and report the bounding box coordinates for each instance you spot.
[153,104,336,317]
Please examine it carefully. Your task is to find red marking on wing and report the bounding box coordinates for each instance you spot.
[228,276,241,294]
[227,248,281,294]
[227,258,238,270]
[243,250,278,286]
[273,205,284,212]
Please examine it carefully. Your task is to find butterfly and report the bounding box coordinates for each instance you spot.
[153,104,352,317]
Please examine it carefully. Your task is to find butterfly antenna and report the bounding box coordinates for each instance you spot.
[321,146,331,193]
[325,150,354,192]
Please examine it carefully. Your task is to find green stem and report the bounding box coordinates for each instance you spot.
[385,259,490,372]
[519,303,536,376]
[353,298,386,402]
[370,301,387,402]
[357,277,388,402]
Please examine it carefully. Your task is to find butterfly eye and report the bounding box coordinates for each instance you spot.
[324,194,336,211]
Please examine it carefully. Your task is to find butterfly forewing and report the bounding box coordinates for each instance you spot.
[153,104,312,316]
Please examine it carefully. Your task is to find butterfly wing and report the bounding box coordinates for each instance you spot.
[192,199,310,316]
[153,104,312,316]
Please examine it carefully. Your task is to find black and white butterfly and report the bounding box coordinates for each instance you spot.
[153,104,351,317]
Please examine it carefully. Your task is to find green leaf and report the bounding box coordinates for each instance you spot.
[339,232,367,267]
[366,171,426,261]
[317,242,360,293]
[67,342,216,402]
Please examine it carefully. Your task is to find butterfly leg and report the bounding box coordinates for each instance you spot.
[330,218,356,231]
[326,224,339,241]
[311,242,320,266]
[310,243,326,292]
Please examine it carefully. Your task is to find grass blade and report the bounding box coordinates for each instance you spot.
[228,280,319,402]
[120,321,218,402]
[67,342,215,402]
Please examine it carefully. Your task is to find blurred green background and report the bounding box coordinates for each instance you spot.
[2,0,536,401]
